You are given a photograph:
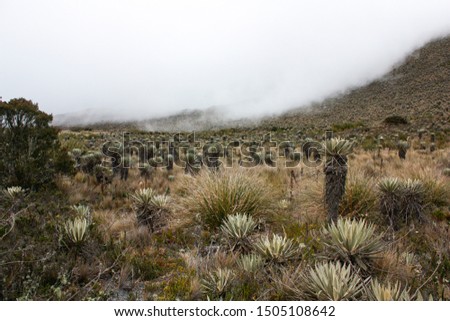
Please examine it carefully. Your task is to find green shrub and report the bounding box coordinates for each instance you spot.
[0,98,74,189]
[361,136,378,151]
[160,267,194,300]
[384,115,408,125]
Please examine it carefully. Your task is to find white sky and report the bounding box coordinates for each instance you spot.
[1,0,449,121]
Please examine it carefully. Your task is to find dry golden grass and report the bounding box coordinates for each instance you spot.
[48,143,449,300]
[374,248,420,283]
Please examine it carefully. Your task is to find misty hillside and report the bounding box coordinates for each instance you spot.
[55,36,450,133]
[264,36,450,133]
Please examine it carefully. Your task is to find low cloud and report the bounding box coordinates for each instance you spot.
[1,0,449,124]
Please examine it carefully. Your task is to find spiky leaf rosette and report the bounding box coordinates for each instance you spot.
[2,186,26,201]
[71,204,92,224]
[130,188,169,230]
[131,188,156,210]
[201,268,234,299]
[237,254,265,275]
[367,279,412,301]
[378,177,402,226]
[321,138,355,159]
[397,140,409,151]
[150,194,170,209]
[302,261,364,301]
[322,219,384,272]
[322,138,354,223]
[64,217,89,245]
[378,177,425,228]
[254,234,302,265]
[221,213,257,252]
[401,179,425,222]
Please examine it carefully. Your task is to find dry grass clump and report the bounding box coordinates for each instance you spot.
[181,169,271,229]
[295,178,327,225]
[339,171,377,218]
[409,169,449,208]
[373,248,421,283]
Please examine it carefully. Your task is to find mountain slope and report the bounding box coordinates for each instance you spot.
[265,36,450,133]
[56,36,450,134]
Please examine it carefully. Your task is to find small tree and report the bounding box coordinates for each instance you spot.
[0,98,73,189]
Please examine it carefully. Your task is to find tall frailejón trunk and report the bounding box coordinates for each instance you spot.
[324,155,348,223]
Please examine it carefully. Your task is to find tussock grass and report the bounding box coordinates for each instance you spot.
[339,171,377,218]
[181,169,271,229]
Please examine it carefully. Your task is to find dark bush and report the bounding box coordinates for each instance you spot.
[384,115,408,125]
[0,98,74,189]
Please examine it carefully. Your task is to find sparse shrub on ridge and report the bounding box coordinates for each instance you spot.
[384,115,408,125]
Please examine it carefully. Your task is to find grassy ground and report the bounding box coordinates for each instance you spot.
[1,133,449,301]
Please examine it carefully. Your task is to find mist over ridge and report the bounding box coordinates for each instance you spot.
[1,0,450,126]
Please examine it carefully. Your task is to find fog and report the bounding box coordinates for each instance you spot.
[1,0,450,123]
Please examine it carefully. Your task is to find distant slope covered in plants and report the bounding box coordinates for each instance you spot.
[266,36,450,134]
